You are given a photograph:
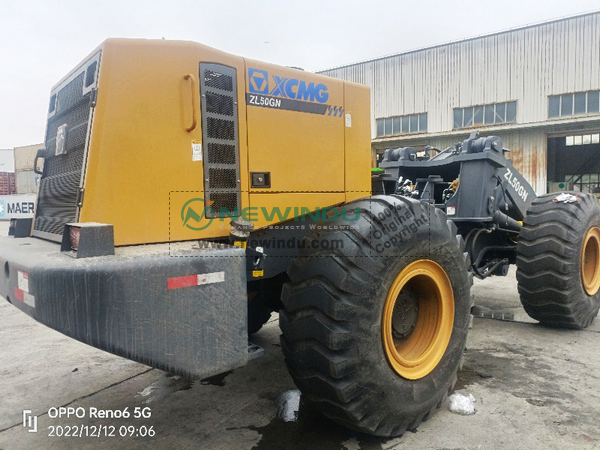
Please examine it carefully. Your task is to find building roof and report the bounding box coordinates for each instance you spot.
[318,10,600,73]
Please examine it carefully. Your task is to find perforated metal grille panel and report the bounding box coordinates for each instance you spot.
[207,143,236,164]
[210,193,239,214]
[34,61,97,239]
[200,63,240,218]
[206,117,235,140]
[204,70,234,92]
[205,92,234,116]
[209,168,237,189]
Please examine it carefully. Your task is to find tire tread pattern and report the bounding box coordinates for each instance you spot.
[280,196,471,436]
[516,192,600,329]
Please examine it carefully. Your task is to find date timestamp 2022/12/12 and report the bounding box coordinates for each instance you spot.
[48,424,155,438]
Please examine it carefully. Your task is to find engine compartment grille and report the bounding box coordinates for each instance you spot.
[34,55,99,239]
[199,63,240,219]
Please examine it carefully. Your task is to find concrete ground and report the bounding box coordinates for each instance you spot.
[1,221,599,449]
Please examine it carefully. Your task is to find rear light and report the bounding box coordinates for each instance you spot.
[69,226,81,250]
[60,223,114,258]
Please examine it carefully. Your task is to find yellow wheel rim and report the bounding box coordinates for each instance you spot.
[581,227,600,296]
[382,260,454,380]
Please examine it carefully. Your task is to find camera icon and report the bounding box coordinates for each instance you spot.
[22,410,38,433]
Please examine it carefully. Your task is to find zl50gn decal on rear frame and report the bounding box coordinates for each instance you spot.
[247,68,343,117]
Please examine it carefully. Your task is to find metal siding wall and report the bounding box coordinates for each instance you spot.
[321,13,600,137]
[498,130,548,195]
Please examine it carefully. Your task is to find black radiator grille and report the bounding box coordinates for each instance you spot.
[210,193,238,214]
[200,63,240,218]
[209,168,237,189]
[46,107,89,156]
[205,92,234,116]
[206,117,235,140]
[34,63,96,239]
[204,70,233,92]
[42,146,86,179]
[207,143,236,164]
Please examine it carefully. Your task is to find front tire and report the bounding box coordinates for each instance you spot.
[280,196,471,437]
[516,192,600,329]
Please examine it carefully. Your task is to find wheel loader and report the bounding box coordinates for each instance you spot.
[1,38,598,438]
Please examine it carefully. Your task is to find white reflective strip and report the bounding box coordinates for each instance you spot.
[197,272,225,286]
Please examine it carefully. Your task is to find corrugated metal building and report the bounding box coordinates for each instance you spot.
[320,11,600,194]
[0,172,16,195]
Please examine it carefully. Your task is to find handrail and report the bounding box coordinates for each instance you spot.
[184,74,198,132]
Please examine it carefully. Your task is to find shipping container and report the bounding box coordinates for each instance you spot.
[15,170,40,194]
[0,172,16,195]
[14,143,44,172]
[0,193,36,220]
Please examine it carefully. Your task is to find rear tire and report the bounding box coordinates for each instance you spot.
[516,192,600,329]
[280,196,472,437]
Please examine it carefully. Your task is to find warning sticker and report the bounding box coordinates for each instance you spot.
[23,292,35,308]
[17,271,29,293]
[192,140,203,161]
[14,287,35,308]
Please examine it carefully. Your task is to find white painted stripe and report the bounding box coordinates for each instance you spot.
[197,271,225,286]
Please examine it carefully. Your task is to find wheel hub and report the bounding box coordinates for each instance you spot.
[382,260,455,380]
[391,292,419,339]
[581,227,600,296]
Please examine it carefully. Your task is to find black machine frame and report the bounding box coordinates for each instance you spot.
[373,131,537,279]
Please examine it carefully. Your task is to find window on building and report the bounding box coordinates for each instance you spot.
[376,119,384,137]
[453,101,517,129]
[565,133,600,146]
[375,113,427,137]
[548,91,600,118]
[384,118,393,136]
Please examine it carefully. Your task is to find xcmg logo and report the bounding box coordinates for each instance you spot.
[248,68,329,103]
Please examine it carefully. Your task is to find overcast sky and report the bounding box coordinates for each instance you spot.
[0,1,598,151]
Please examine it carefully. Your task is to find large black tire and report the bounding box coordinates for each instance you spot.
[280,196,472,437]
[516,192,600,329]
